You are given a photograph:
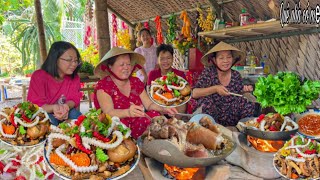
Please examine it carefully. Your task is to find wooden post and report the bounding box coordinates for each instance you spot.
[22,85,27,102]
[0,85,5,102]
[95,0,111,59]
[34,0,47,64]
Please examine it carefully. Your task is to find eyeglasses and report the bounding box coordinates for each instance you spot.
[60,58,80,65]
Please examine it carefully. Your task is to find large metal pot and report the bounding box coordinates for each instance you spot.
[139,125,236,168]
[237,117,298,140]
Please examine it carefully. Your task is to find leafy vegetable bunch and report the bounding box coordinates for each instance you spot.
[253,72,320,115]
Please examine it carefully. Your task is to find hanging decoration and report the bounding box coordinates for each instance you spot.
[154,15,164,44]
[180,10,191,39]
[166,14,177,44]
[84,25,92,46]
[116,21,131,50]
[197,7,215,43]
[135,23,143,47]
[112,14,118,47]
[144,22,150,30]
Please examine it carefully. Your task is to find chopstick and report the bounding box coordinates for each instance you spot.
[229,92,243,97]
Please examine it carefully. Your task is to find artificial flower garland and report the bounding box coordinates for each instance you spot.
[112,13,118,47]
[154,15,164,44]
[180,10,191,38]
[197,7,215,43]
[166,14,177,44]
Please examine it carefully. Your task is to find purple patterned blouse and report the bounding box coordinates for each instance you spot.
[194,66,255,126]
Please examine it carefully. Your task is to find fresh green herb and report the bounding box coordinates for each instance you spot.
[173,89,180,97]
[295,137,303,145]
[66,126,79,136]
[82,118,91,130]
[0,149,6,154]
[19,126,26,135]
[14,114,21,118]
[35,170,44,178]
[253,72,320,115]
[309,142,315,150]
[118,125,129,135]
[59,122,70,130]
[80,131,93,138]
[317,144,320,153]
[96,148,109,163]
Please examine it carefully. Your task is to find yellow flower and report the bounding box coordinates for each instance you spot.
[182,42,187,46]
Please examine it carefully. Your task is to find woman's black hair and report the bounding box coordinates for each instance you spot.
[41,41,82,79]
[139,28,151,36]
[156,44,174,57]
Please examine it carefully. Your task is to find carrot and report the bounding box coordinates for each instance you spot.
[70,153,90,167]
[291,173,299,179]
[2,124,15,135]
[162,92,174,99]
[153,94,161,100]
[50,153,70,166]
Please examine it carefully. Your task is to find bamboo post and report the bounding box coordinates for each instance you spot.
[22,85,27,102]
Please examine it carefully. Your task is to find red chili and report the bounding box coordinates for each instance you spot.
[10,114,17,128]
[162,76,167,80]
[164,85,172,92]
[257,114,265,123]
[21,114,31,123]
[74,134,92,154]
[269,125,277,131]
[36,156,44,164]
[11,159,20,166]
[75,115,86,126]
[14,176,26,180]
[0,161,5,173]
[6,168,17,173]
[305,149,316,154]
[93,131,110,142]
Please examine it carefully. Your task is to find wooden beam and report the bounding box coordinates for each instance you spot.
[107,5,134,28]
[34,0,47,64]
[95,0,111,59]
[132,0,235,24]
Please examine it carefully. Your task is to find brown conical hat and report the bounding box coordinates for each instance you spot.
[94,47,145,78]
[201,41,245,67]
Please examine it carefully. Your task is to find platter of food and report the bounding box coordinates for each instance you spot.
[273,135,320,179]
[0,102,50,147]
[140,116,235,168]
[148,72,191,107]
[43,109,139,180]
[237,113,299,140]
[296,109,320,140]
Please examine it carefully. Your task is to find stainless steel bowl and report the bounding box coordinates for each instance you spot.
[139,125,236,168]
[237,117,298,140]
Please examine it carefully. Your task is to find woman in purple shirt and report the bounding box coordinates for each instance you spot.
[27,41,82,126]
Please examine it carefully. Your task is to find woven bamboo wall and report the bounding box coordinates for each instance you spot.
[231,33,320,106]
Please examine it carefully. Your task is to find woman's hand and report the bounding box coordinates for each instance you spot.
[53,104,69,120]
[128,103,145,117]
[243,85,253,92]
[214,85,230,96]
[162,107,178,116]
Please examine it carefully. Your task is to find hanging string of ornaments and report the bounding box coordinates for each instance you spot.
[116,22,131,50]
[197,7,215,43]
[166,14,177,44]
[180,10,191,39]
[112,14,118,47]
[154,15,164,44]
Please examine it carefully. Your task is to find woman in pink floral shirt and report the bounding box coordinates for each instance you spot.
[94,47,177,139]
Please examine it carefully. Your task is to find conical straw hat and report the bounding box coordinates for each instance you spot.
[201,41,245,66]
[94,47,145,78]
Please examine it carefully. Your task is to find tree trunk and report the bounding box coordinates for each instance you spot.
[34,0,47,64]
[95,0,110,59]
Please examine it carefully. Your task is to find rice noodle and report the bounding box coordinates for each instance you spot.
[111,117,131,138]
[46,133,71,157]
[14,116,39,127]
[260,120,266,131]
[82,131,123,149]
[0,112,8,118]
[155,89,178,102]
[280,118,287,131]
[286,139,311,149]
[50,125,63,133]
[295,147,317,158]
[285,156,306,163]
[150,84,163,97]
[0,119,17,138]
[14,108,20,114]
[286,118,298,129]
[55,144,98,173]
[31,109,42,120]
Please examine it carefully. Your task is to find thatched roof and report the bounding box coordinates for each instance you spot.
[106,0,316,32]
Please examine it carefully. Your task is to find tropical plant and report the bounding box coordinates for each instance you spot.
[79,61,94,75]
[0,0,32,25]
[80,40,99,66]
[0,34,22,75]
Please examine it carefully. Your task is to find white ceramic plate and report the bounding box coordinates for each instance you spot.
[43,140,140,180]
[189,114,216,124]
[0,137,47,148]
[147,75,192,108]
